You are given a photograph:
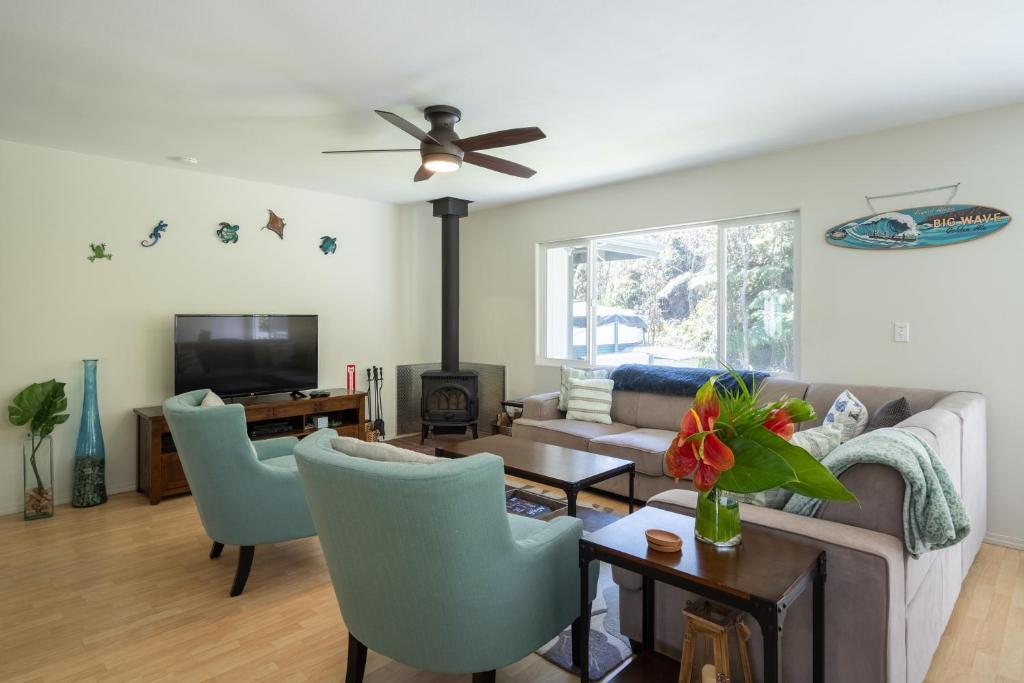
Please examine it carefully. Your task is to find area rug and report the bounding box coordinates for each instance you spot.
[535,563,632,678]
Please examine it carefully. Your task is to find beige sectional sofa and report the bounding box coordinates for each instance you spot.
[512,378,986,683]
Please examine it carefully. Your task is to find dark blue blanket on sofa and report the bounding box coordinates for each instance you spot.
[608,365,768,397]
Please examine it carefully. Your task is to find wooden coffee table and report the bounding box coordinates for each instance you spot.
[577,506,825,683]
[434,434,636,516]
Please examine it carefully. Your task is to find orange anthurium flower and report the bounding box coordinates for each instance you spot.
[665,391,736,492]
[764,408,795,440]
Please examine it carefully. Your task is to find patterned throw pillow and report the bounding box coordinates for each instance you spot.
[823,390,868,443]
[559,366,610,412]
[867,397,913,430]
[730,423,843,510]
[730,488,793,510]
[791,423,844,460]
[565,378,615,424]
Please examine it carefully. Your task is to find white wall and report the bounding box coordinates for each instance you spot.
[452,104,1024,545]
[0,140,410,515]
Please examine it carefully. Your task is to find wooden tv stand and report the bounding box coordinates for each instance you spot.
[135,389,366,504]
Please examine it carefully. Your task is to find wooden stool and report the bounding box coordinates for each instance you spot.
[677,600,753,683]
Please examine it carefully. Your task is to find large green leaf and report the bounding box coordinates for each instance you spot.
[715,437,795,493]
[8,379,69,438]
[747,426,857,502]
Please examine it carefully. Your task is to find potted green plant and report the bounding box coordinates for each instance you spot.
[9,380,69,520]
[665,371,856,546]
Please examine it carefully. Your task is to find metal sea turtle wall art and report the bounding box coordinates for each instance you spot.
[318,236,337,255]
[216,222,240,244]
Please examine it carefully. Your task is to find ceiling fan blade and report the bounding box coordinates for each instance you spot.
[463,151,536,178]
[322,148,419,154]
[455,127,545,152]
[414,166,434,182]
[375,110,440,145]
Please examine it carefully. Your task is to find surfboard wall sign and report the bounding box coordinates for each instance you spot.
[825,205,1011,250]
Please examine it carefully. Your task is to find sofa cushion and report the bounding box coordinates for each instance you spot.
[803,383,949,428]
[634,392,694,431]
[759,377,809,403]
[510,418,635,452]
[610,390,640,426]
[589,428,676,477]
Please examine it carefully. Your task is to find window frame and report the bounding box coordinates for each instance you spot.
[535,210,801,378]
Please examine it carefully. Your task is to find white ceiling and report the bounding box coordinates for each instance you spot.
[2,1,1022,207]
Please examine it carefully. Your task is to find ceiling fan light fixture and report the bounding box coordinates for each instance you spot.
[423,152,462,173]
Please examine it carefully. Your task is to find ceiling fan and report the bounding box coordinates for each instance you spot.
[322,105,545,182]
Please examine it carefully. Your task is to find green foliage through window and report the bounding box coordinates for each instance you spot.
[541,214,797,374]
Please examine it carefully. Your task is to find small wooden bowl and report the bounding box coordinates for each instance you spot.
[645,528,682,553]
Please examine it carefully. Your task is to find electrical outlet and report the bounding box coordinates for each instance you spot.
[894,322,910,343]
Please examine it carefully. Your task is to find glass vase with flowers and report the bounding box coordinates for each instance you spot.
[665,370,856,546]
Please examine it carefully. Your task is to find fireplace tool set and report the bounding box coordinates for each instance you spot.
[365,367,386,441]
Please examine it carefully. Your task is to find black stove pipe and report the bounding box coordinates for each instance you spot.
[429,197,472,373]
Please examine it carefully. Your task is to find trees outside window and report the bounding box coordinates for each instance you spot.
[539,213,797,374]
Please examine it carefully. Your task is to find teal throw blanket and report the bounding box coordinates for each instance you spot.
[783,428,970,557]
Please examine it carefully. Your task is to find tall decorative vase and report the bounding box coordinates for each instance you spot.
[23,433,54,520]
[71,359,107,507]
[694,488,742,547]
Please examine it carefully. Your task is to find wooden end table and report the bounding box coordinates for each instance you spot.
[577,506,825,683]
[434,434,636,516]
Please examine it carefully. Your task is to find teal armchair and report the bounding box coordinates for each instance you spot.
[294,429,596,682]
[162,390,316,596]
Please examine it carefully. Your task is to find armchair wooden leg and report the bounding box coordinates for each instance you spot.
[229,546,255,597]
[472,672,496,683]
[345,633,367,683]
[209,541,224,559]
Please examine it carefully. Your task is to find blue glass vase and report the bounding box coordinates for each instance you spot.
[72,359,107,507]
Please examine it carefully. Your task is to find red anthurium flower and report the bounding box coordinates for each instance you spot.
[666,387,735,492]
[764,408,795,440]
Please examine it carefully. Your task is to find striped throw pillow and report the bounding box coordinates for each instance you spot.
[565,378,615,424]
[559,366,610,411]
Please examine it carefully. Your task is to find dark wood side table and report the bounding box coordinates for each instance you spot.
[577,506,825,683]
[435,434,636,516]
[135,389,366,504]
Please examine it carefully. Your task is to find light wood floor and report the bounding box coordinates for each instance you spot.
[0,489,1019,682]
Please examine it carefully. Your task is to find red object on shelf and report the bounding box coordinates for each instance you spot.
[346,364,356,392]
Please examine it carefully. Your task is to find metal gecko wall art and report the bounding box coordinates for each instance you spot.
[140,220,168,247]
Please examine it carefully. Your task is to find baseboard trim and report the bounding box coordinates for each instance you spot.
[0,480,138,519]
[985,532,1024,550]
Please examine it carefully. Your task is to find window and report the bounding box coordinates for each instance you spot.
[538,212,798,374]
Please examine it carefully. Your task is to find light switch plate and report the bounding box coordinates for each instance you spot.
[894,322,910,343]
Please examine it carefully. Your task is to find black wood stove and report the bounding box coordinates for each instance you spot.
[421,197,479,443]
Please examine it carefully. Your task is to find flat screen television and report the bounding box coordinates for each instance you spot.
[174,314,318,398]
